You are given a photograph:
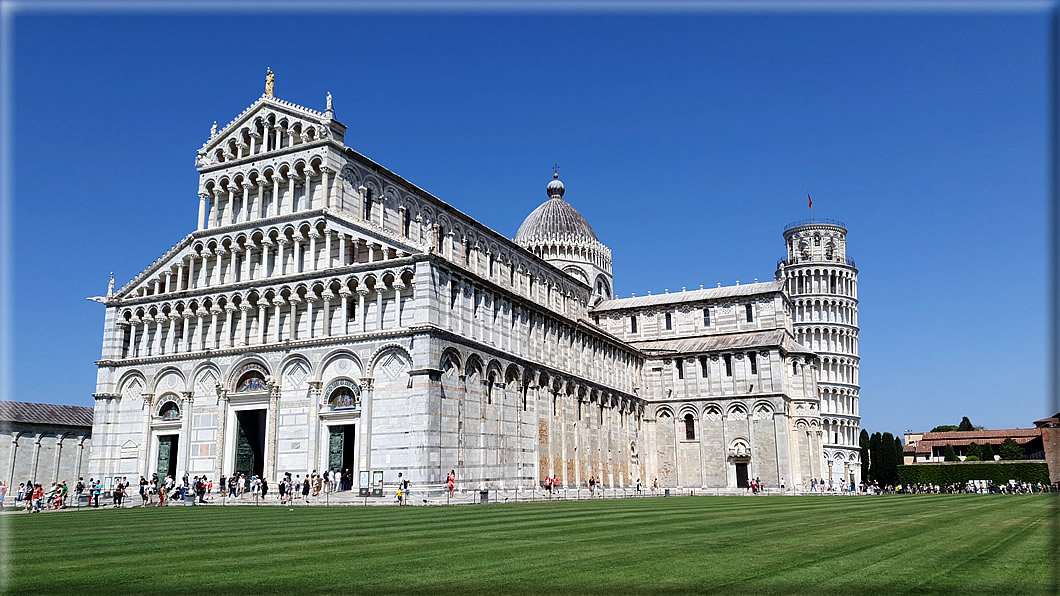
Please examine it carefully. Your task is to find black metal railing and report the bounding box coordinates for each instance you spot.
[783,218,846,232]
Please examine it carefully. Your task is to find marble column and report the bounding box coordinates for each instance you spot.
[214,390,229,479]
[267,384,280,481]
[224,305,237,348]
[308,381,323,472]
[180,391,194,474]
[357,289,368,333]
[339,289,352,335]
[308,231,319,271]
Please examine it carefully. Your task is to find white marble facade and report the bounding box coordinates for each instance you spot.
[89,85,856,491]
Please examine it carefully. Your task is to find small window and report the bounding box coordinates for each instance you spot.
[699,356,709,377]
[630,315,638,333]
[724,354,732,377]
[703,308,710,326]
[665,312,672,330]
[793,361,799,375]
[814,234,820,246]
[745,304,754,323]
[749,352,757,374]
[676,360,684,380]
[684,413,695,440]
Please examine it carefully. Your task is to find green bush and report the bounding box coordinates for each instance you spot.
[964,456,980,462]
[982,443,995,461]
[943,444,958,462]
[967,442,982,459]
[1000,439,1023,460]
[898,462,1050,486]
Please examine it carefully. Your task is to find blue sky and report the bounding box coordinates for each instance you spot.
[8,9,1052,436]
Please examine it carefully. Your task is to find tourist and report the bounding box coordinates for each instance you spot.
[220,474,226,495]
[636,477,642,494]
[396,473,404,505]
[589,475,596,497]
[447,470,456,498]
[251,476,261,504]
[32,483,44,513]
[74,477,85,505]
[113,481,125,508]
[92,478,102,507]
[16,482,25,510]
[302,475,310,503]
[0,480,6,510]
[278,475,287,504]
[138,476,148,507]
[334,470,342,492]
[652,478,659,495]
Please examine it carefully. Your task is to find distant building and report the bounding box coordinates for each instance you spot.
[1034,413,1059,482]
[0,401,93,489]
[909,427,1048,464]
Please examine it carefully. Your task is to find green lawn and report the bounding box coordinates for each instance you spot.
[3,495,1055,595]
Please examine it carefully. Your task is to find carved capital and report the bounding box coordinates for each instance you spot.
[359,377,374,391]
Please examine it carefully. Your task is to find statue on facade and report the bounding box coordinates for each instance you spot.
[210,121,217,137]
[265,67,274,96]
[326,91,332,111]
[107,272,114,296]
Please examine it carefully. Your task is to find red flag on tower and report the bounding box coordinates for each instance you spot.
[808,193,813,209]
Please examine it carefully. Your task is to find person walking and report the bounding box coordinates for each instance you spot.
[446,470,456,499]
[302,475,310,504]
[261,477,269,501]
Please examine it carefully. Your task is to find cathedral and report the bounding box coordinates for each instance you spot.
[88,75,861,493]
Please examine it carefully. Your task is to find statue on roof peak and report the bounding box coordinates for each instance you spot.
[265,67,274,97]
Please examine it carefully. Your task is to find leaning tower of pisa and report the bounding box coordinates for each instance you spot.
[776,219,861,486]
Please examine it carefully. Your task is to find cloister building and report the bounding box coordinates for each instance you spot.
[87,78,861,491]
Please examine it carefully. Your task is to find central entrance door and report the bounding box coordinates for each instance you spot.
[735,462,749,488]
[157,435,178,478]
[234,410,266,478]
[327,425,356,486]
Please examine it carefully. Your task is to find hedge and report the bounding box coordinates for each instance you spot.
[898,462,1051,486]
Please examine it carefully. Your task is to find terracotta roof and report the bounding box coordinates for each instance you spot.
[923,428,1041,441]
[594,281,785,312]
[913,429,1042,453]
[0,401,93,428]
[1034,413,1059,427]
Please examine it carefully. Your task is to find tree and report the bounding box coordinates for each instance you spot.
[880,432,897,484]
[931,425,959,432]
[981,443,995,461]
[859,429,870,483]
[868,432,883,481]
[944,444,958,461]
[967,442,983,460]
[895,436,905,468]
[1000,438,1023,460]
[958,417,975,432]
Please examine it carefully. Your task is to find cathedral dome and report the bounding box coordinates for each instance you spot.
[515,174,598,244]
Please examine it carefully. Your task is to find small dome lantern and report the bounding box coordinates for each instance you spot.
[546,172,565,199]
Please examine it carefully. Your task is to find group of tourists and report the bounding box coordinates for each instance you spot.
[895,480,1059,494]
[2,480,62,512]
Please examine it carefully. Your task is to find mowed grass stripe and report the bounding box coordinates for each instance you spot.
[4,495,1053,595]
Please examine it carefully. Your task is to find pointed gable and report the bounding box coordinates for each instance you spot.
[196,95,346,169]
